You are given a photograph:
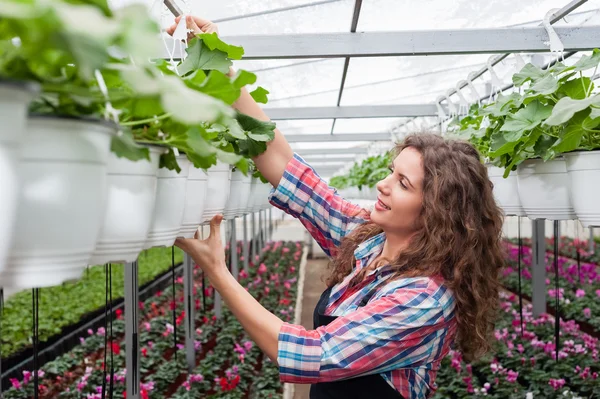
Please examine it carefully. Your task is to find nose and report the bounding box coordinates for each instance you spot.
[376,177,390,196]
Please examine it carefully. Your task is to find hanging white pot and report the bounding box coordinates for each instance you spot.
[89,146,162,265]
[223,170,252,220]
[0,81,39,274]
[487,165,526,217]
[202,162,231,224]
[259,182,274,210]
[516,157,577,221]
[243,177,258,216]
[564,150,600,227]
[144,155,191,249]
[179,164,208,239]
[1,116,115,288]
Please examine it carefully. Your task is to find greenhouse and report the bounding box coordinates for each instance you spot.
[0,0,600,398]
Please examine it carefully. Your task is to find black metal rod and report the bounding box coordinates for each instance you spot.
[554,221,560,362]
[102,265,109,399]
[518,217,524,337]
[172,247,177,361]
[109,263,114,399]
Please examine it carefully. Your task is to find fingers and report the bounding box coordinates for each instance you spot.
[209,214,223,239]
[165,15,182,36]
[186,15,202,35]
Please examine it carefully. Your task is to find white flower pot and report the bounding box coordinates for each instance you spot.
[202,162,231,224]
[223,170,252,220]
[0,81,38,274]
[144,155,191,249]
[565,150,600,227]
[244,177,258,216]
[179,165,208,239]
[487,165,526,217]
[259,182,274,210]
[516,157,577,221]
[89,146,162,265]
[1,116,114,288]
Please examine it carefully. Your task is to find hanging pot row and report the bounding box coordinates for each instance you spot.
[0,111,274,291]
[487,151,600,227]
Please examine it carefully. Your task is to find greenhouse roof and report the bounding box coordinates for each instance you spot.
[114,0,600,176]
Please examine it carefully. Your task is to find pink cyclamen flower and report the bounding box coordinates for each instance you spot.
[258,263,268,274]
[549,378,566,390]
[576,289,586,298]
[506,370,519,383]
[10,378,21,390]
[583,308,592,318]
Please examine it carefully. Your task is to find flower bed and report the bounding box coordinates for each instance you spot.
[502,243,600,334]
[433,292,600,399]
[2,248,185,359]
[3,241,303,399]
[506,236,599,266]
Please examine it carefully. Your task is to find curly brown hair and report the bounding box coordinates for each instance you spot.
[326,132,506,362]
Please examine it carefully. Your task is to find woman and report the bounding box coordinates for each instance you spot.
[169,16,505,399]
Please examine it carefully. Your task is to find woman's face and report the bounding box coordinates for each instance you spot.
[370,147,424,236]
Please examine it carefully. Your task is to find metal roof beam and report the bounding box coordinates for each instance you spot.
[301,156,357,163]
[286,133,391,142]
[295,147,368,155]
[163,25,600,59]
[267,104,440,119]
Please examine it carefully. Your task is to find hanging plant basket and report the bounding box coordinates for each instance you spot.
[0,80,39,274]
[144,155,191,249]
[201,162,231,224]
[487,165,526,217]
[179,165,208,239]
[1,115,115,288]
[89,146,162,265]
[244,177,258,216]
[223,169,252,220]
[257,182,274,211]
[564,150,600,227]
[516,157,577,221]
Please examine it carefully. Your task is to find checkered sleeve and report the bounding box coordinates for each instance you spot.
[277,281,455,385]
[269,153,370,257]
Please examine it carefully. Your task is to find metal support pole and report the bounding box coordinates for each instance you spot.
[269,208,273,240]
[230,219,238,279]
[183,253,195,372]
[532,220,546,317]
[251,212,257,262]
[590,227,595,254]
[258,210,264,251]
[125,261,140,399]
[243,215,249,273]
[214,224,226,319]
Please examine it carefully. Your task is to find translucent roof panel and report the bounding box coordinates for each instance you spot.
[333,118,409,134]
[234,58,345,107]
[275,119,334,134]
[357,0,599,31]
[197,0,355,36]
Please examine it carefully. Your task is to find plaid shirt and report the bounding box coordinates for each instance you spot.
[269,154,457,399]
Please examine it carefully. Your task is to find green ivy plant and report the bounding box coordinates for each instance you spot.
[330,152,393,190]
[448,49,600,177]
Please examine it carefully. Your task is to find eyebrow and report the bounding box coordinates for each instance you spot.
[390,161,414,189]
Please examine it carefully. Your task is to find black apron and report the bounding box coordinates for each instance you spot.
[309,284,405,399]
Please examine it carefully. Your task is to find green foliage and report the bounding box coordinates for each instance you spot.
[330,152,393,190]
[448,50,600,177]
[0,0,276,171]
[1,246,184,358]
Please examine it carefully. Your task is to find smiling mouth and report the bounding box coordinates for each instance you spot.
[377,198,391,210]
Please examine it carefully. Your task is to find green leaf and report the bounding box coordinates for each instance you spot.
[250,87,270,104]
[159,148,181,172]
[589,106,600,121]
[110,130,149,161]
[482,93,522,117]
[236,113,276,141]
[551,110,588,153]
[215,148,242,164]
[198,70,239,105]
[513,63,546,86]
[235,157,249,174]
[178,38,231,76]
[544,95,600,126]
[573,49,600,72]
[232,69,257,89]
[198,32,244,60]
[559,77,594,100]
[528,73,559,95]
[500,100,552,132]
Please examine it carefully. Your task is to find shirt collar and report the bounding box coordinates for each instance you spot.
[353,232,386,270]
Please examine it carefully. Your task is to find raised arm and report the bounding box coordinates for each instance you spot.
[232,86,294,187]
[167,15,293,188]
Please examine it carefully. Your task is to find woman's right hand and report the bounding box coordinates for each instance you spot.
[166,15,219,41]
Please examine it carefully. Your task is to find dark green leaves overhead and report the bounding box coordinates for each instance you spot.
[178,38,231,76]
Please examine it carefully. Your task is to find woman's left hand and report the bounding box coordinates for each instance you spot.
[175,215,228,279]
